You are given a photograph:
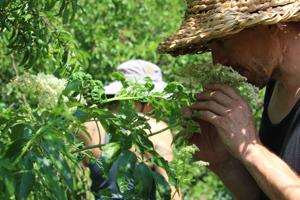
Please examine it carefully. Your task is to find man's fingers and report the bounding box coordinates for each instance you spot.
[195,91,233,107]
[182,106,193,118]
[194,111,220,125]
[204,84,240,100]
[191,101,231,116]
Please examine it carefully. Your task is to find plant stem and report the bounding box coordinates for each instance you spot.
[11,53,19,77]
[11,53,29,105]
[71,143,105,154]
[148,123,179,137]
[13,126,44,165]
[94,119,102,145]
[103,94,164,103]
[103,96,142,103]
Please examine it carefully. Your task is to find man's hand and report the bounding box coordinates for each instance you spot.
[191,84,261,161]
[189,120,232,168]
[183,106,232,168]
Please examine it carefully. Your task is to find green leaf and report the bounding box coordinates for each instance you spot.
[0,160,15,196]
[44,0,58,11]
[10,123,26,140]
[62,48,69,65]
[4,176,15,196]
[134,132,154,156]
[40,162,68,200]
[144,77,155,92]
[42,140,74,190]
[74,108,90,122]
[163,82,184,94]
[152,171,171,200]
[133,163,153,198]
[115,150,137,193]
[63,80,81,96]
[17,157,35,200]
[94,109,115,120]
[5,138,27,158]
[101,143,122,175]
[112,71,126,82]
[62,8,70,24]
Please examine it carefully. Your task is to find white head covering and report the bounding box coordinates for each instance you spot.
[104,60,167,95]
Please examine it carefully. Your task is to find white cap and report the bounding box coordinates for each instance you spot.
[104,60,167,95]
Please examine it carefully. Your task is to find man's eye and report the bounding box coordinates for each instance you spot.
[207,39,215,45]
[215,39,225,47]
[207,39,224,47]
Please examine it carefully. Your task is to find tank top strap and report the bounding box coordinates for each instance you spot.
[263,79,276,108]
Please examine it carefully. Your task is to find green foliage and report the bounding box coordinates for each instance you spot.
[0,103,94,200]
[0,0,265,199]
[65,0,212,83]
[0,0,84,78]
[170,144,233,200]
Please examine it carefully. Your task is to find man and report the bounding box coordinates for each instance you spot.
[80,60,181,199]
[159,1,300,200]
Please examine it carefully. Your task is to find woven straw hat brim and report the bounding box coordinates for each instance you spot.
[158,0,300,56]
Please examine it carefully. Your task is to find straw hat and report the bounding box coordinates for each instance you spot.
[158,0,300,56]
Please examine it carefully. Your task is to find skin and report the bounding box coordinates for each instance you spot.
[188,23,300,200]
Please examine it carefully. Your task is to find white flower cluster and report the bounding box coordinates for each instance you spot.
[181,63,259,111]
[7,73,67,108]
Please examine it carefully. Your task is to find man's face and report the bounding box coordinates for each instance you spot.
[208,25,280,88]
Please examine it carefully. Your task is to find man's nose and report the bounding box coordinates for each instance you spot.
[212,54,230,66]
[211,49,230,66]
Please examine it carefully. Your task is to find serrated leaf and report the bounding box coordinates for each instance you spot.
[5,138,27,158]
[17,157,35,200]
[10,123,26,140]
[63,8,70,24]
[115,150,137,193]
[133,163,153,198]
[63,80,81,95]
[44,0,58,11]
[152,171,171,200]
[112,71,126,82]
[101,143,122,175]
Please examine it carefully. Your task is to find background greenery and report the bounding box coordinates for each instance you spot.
[0,0,264,199]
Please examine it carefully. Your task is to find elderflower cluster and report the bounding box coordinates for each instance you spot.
[5,73,67,108]
[181,63,259,111]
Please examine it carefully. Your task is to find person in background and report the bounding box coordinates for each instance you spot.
[80,60,181,200]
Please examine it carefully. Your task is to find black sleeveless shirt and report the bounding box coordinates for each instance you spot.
[259,80,300,200]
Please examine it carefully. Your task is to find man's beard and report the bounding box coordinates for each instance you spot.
[233,64,270,89]
[248,75,269,89]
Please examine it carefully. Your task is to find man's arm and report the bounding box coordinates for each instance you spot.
[188,118,261,199]
[210,141,300,200]
[191,84,300,200]
[210,158,260,200]
[242,143,300,200]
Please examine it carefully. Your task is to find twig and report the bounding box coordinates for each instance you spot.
[11,53,29,105]
[103,95,165,104]
[71,143,105,154]
[94,119,102,145]
[148,123,179,137]
[11,53,19,77]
